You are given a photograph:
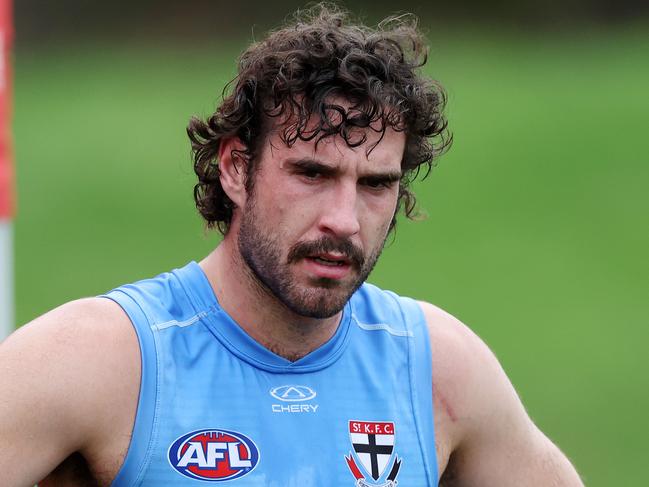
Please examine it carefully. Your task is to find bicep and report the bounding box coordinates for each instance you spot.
[0,315,86,485]
[0,298,138,486]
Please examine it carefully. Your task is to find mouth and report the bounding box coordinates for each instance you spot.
[302,252,353,280]
[308,253,351,267]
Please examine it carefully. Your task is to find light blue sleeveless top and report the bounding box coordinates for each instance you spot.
[102,262,437,486]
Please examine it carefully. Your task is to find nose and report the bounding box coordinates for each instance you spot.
[317,181,361,239]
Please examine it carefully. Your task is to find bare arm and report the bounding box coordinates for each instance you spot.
[0,298,139,486]
[419,302,583,487]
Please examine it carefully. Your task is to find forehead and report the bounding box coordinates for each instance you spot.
[263,124,406,173]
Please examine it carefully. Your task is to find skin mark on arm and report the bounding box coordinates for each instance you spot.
[434,382,458,423]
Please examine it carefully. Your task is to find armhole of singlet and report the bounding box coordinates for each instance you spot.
[101,289,159,487]
[400,296,439,487]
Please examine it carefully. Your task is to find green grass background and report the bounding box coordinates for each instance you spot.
[12,25,649,485]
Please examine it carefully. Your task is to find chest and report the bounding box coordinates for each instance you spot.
[45,419,451,487]
[111,332,437,486]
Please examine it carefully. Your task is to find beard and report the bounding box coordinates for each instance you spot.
[237,198,387,319]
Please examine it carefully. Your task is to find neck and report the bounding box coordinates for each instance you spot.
[199,235,343,362]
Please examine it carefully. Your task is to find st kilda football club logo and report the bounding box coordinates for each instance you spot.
[345,420,402,486]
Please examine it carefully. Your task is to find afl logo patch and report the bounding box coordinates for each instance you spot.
[168,429,260,481]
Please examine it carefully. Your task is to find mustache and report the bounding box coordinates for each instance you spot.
[287,236,364,269]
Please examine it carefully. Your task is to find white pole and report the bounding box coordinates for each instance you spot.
[0,218,12,339]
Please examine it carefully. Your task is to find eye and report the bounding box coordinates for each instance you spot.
[366,179,385,188]
[302,168,321,180]
[361,178,394,190]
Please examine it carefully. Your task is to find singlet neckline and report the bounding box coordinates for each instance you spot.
[172,261,353,374]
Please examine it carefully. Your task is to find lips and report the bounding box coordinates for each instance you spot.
[303,253,353,280]
[309,253,351,267]
[287,237,364,281]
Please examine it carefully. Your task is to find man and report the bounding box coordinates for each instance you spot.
[0,5,583,486]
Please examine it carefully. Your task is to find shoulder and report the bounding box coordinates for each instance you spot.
[0,298,140,481]
[415,302,496,458]
[416,300,524,440]
[418,300,502,405]
[5,297,139,376]
[2,297,140,428]
[352,282,424,327]
[417,301,520,468]
[417,301,584,485]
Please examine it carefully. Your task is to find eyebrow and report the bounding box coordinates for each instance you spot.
[287,158,402,182]
[287,158,339,177]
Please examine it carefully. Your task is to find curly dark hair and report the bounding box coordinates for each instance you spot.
[188,3,451,234]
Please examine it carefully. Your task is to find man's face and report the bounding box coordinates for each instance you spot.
[237,123,405,319]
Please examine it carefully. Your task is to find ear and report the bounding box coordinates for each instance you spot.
[218,137,248,209]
